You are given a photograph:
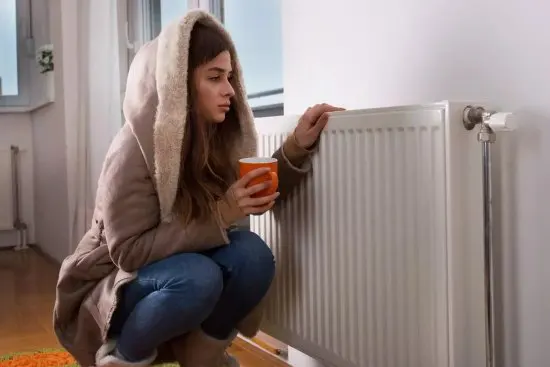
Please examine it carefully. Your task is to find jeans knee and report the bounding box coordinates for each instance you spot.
[187,260,223,306]
[227,230,275,284]
[164,254,224,308]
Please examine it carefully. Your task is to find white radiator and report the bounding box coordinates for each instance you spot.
[0,147,14,231]
[251,101,492,367]
[0,146,28,250]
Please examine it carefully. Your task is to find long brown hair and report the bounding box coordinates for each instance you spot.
[176,22,242,225]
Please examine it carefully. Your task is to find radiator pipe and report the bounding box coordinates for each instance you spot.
[480,123,496,367]
[463,106,497,367]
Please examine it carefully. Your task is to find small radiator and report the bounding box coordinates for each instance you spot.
[0,146,28,250]
[251,101,500,367]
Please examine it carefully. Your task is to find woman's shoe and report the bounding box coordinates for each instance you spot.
[173,329,240,367]
[95,339,157,367]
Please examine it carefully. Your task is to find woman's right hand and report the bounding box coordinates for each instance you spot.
[230,167,280,215]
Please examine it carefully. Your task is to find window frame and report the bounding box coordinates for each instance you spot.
[0,0,32,108]
[124,0,284,117]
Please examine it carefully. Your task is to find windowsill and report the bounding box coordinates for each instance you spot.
[0,99,55,114]
[252,103,283,112]
[252,102,284,118]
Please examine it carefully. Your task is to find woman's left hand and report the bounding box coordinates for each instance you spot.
[294,103,346,149]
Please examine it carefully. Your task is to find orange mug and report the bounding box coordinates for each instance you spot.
[238,157,279,198]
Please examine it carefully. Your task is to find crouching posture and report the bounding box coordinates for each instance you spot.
[53,9,343,367]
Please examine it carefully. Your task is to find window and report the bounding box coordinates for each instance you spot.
[126,0,284,116]
[126,0,194,66]
[0,0,30,107]
[220,0,283,115]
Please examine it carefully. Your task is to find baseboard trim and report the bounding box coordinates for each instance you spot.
[236,335,290,366]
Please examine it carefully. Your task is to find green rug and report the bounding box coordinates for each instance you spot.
[0,349,178,367]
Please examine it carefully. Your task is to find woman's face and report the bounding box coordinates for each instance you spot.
[193,50,236,124]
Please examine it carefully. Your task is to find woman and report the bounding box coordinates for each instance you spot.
[53,9,343,367]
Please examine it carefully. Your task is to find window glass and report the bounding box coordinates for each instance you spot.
[158,0,191,30]
[0,0,19,96]
[223,0,283,101]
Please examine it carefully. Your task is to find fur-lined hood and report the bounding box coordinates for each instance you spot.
[122,9,257,223]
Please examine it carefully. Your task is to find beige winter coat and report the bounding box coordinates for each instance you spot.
[53,10,313,367]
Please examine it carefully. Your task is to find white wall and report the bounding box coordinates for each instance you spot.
[282,0,550,366]
[31,0,70,262]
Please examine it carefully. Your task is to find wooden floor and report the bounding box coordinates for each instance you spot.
[0,248,288,366]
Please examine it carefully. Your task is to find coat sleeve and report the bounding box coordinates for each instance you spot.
[98,129,242,273]
[271,133,315,200]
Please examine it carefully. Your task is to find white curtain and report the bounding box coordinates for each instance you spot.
[62,0,123,250]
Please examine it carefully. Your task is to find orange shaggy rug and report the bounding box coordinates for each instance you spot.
[0,349,179,367]
[0,349,77,367]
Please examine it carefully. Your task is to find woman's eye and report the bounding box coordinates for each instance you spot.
[209,76,221,81]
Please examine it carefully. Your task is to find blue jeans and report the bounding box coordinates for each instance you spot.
[108,230,275,362]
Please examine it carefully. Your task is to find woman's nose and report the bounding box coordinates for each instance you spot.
[223,81,235,97]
